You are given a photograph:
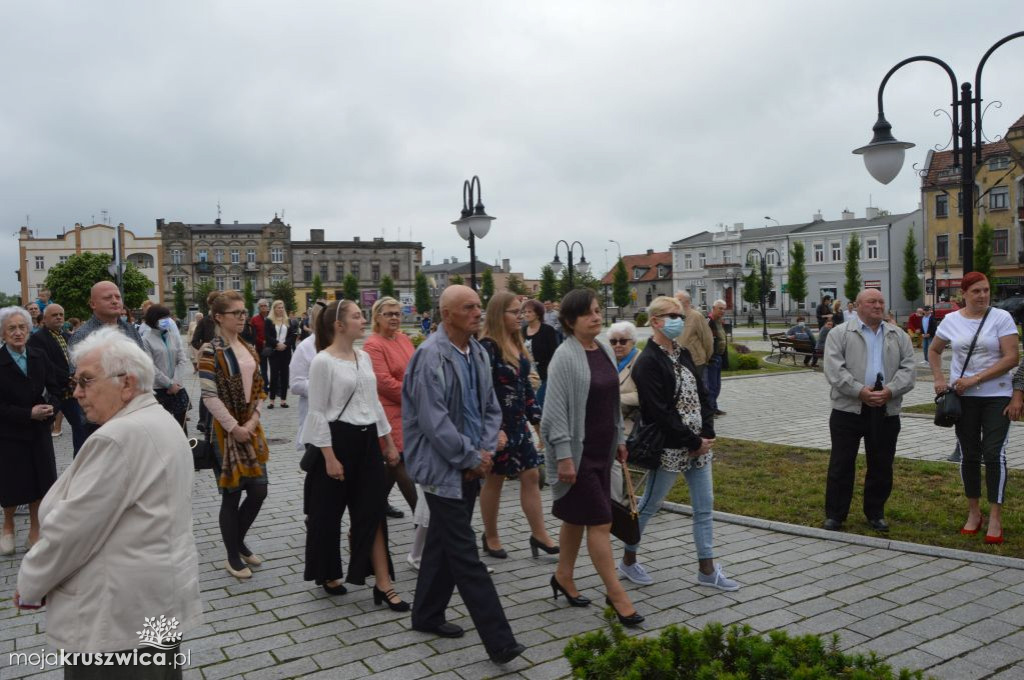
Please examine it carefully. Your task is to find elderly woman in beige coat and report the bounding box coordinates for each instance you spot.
[608,320,640,503]
[16,327,201,680]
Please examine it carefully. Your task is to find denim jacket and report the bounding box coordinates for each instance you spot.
[402,323,502,499]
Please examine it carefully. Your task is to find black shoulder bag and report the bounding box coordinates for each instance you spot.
[300,355,359,472]
[934,308,991,428]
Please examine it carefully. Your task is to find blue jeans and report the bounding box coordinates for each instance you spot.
[922,336,931,359]
[704,354,722,410]
[625,461,714,560]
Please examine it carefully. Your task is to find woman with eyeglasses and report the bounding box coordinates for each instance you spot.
[0,306,60,556]
[199,291,270,579]
[521,298,558,408]
[618,296,738,591]
[607,321,640,503]
[303,299,409,611]
[364,297,419,521]
[478,292,558,560]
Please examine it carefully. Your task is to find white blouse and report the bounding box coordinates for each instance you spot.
[302,348,392,448]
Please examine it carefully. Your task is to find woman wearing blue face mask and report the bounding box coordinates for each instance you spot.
[618,296,739,591]
[142,304,193,430]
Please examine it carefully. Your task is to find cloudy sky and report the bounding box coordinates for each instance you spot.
[2,1,1022,295]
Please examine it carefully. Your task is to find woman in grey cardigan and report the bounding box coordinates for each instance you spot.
[541,289,643,627]
[141,304,192,429]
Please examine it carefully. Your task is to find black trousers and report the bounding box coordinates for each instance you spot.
[64,645,182,680]
[268,350,290,400]
[825,407,901,522]
[304,444,347,584]
[412,481,516,655]
[955,396,1011,503]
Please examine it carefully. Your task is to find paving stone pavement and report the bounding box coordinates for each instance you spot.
[3,377,1024,679]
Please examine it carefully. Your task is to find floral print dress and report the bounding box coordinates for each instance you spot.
[480,338,543,477]
[657,341,713,473]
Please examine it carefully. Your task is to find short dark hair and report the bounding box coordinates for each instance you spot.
[522,298,544,319]
[144,304,172,329]
[559,288,598,335]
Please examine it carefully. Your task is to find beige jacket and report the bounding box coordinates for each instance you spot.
[618,350,640,433]
[680,307,714,366]
[823,319,916,416]
[18,393,202,652]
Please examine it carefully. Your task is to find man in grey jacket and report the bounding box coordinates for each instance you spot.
[402,285,525,665]
[823,288,916,533]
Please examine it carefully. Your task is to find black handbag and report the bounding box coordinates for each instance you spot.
[610,465,640,545]
[190,420,216,470]
[625,416,664,469]
[934,307,991,428]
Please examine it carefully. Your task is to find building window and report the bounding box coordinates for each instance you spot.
[990,186,1009,210]
[936,234,949,259]
[391,262,400,280]
[957,233,964,258]
[320,263,328,281]
[34,256,44,270]
[215,249,224,263]
[271,274,285,285]
[957,191,964,216]
[765,250,779,266]
[813,243,824,263]
[215,275,226,290]
[936,194,949,218]
[684,253,692,270]
[247,249,256,263]
[989,155,1011,171]
[371,264,380,282]
[866,238,879,260]
[59,255,69,264]
[830,241,842,262]
[199,276,210,285]
[721,248,731,263]
[271,247,284,264]
[171,249,182,265]
[352,262,361,279]
[230,275,241,290]
[336,263,345,281]
[698,252,706,268]
[230,249,240,264]
[994,229,1009,256]
[198,249,208,263]
[303,263,312,282]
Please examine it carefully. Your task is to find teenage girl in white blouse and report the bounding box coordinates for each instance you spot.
[302,299,407,610]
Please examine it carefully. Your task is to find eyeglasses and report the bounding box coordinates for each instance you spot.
[379,311,402,318]
[656,313,682,320]
[505,308,522,316]
[222,310,248,318]
[73,372,126,390]
[608,338,632,346]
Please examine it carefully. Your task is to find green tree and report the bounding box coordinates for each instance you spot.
[974,221,995,281]
[450,273,465,286]
[0,292,21,307]
[742,269,761,308]
[480,268,495,306]
[844,233,862,302]
[902,231,922,305]
[505,273,526,295]
[342,273,359,302]
[243,278,255,312]
[311,274,324,303]
[173,280,187,319]
[538,265,558,302]
[788,242,808,305]
[269,280,296,313]
[557,269,601,298]
[379,275,397,299]
[44,252,153,320]
[195,279,217,315]
[611,258,631,309]
[414,271,432,314]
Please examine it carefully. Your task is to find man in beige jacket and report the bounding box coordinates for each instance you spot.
[675,291,714,380]
[16,327,201,679]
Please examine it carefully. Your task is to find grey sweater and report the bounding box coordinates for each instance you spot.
[541,335,625,501]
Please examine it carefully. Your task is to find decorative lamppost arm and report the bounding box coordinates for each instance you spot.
[875,55,959,159]
[973,31,1024,163]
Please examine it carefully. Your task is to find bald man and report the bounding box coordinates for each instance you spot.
[29,304,88,455]
[402,285,525,665]
[67,282,143,353]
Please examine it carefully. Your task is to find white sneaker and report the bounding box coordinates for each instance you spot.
[0,532,14,556]
[406,553,420,571]
[696,564,740,591]
[617,560,654,585]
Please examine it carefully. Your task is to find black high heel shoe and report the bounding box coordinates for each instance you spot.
[605,596,644,627]
[373,585,411,612]
[530,536,560,557]
[323,580,348,596]
[481,533,508,559]
[550,575,590,607]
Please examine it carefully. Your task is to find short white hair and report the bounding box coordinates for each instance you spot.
[0,306,32,330]
[257,298,270,307]
[675,290,692,302]
[712,299,727,308]
[608,321,637,340]
[71,326,154,394]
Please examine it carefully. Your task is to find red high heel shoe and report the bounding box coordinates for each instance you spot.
[960,518,982,535]
[984,530,1004,545]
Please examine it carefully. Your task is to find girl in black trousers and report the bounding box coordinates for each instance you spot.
[266,300,296,408]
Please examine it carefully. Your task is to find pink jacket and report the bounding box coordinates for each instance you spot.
[364,332,415,451]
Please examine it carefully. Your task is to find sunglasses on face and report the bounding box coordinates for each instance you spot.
[378,311,401,318]
[608,338,632,346]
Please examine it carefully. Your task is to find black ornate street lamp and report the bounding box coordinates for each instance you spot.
[550,240,589,290]
[853,32,1024,274]
[920,257,950,306]
[451,175,495,291]
[747,247,781,341]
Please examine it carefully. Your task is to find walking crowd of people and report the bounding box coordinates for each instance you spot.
[4,271,1023,675]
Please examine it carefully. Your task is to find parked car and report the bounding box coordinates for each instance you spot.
[932,301,960,320]
[996,296,1024,324]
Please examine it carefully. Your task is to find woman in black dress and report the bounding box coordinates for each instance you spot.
[540,290,642,627]
[478,292,558,559]
[521,298,558,407]
[0,306,61,555]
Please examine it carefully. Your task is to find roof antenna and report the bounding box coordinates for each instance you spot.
[217,200,222,221]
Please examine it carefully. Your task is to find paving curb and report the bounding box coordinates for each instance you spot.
[661,500,1024,570]
[722,369,816,381]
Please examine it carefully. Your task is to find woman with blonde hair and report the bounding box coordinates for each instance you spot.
[266,299,296,409]
[478,292,557,559]
[199,291,270,579]
[364,296,419,520]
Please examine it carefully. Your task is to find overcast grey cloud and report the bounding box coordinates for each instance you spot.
[2,1,1022,295]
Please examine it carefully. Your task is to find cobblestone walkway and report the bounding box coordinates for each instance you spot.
[3,377,1024,679]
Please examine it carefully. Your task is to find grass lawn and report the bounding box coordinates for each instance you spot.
[663,437,1024,558]
[722,349,808,377]
[904,401,937,415]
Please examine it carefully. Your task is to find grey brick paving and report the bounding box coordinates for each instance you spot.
[2,375,1024,679]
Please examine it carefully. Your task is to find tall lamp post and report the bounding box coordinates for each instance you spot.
[920,257,949,306]
[551,240,589,290]
[853,32,1024,275]
[747,248,781,341]
[451,175,495,291]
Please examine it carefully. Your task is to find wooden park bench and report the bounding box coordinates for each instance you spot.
[769,333,818,365]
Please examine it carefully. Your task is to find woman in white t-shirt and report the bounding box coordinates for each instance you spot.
[929,272,1022,544]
